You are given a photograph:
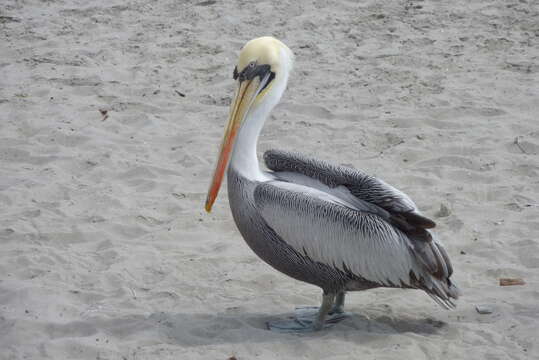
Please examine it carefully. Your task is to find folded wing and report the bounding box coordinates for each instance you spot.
[259,149,459,307]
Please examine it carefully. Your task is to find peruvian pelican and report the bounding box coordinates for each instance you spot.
[205,37,460,332]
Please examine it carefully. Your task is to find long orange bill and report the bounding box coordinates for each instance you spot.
[205,78,260,212]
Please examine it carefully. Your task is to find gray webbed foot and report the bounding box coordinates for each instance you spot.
[295,306,350,324]
[267,308,350,333]
[267,292,350,333]
[266,316,318,333]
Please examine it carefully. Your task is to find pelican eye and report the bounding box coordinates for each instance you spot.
[238,62,273,83]
[233,63,275,93]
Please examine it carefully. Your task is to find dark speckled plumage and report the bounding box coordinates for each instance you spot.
[227,149,460,307]
[228,166,377,292]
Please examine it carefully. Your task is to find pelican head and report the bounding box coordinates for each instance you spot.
[205,37,293,212]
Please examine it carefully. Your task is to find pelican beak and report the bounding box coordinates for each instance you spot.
[205,77,262,212]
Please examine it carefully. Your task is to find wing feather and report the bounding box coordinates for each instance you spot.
[264,149,436,231]
[254,181,420,287]
[260,150,460,305]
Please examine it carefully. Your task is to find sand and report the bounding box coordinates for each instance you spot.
[1,0,538,359]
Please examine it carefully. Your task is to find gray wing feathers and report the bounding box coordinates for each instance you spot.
[272,171,391,219]
[264,149,416,213]
[261,150,460,306]
[255,181,422,288]
[264,149,436,230]
[255,181,459,307]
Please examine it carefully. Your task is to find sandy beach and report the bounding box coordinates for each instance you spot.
[1,0,538,359]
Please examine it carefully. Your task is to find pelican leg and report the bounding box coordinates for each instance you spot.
[267,292,349,332]
[330,291,346,314]
[312,292,335,330]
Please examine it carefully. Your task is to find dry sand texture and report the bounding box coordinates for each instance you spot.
[1,0,539,359]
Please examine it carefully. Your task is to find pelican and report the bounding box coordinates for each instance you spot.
[205,37,460,332]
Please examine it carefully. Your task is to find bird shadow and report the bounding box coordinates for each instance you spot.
[59,309,448,347]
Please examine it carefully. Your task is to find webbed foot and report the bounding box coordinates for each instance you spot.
[266,305,350,333]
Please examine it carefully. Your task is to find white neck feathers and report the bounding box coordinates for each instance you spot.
[230,47,292,181]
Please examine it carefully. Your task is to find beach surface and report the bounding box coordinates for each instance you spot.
[1,0,538,359]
